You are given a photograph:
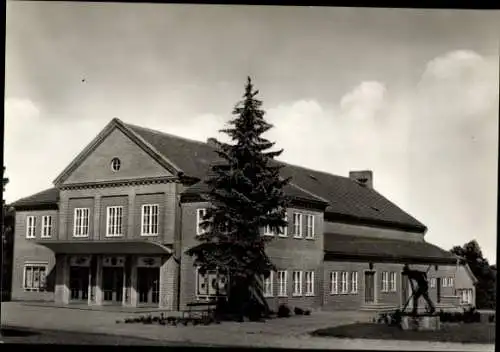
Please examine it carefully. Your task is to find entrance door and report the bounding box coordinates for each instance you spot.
[364,271,375,304]
[137,267,160,305]
[102,267,124,303]
[69,266,89,301]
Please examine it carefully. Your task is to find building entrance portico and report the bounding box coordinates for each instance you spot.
[38,240,175,309]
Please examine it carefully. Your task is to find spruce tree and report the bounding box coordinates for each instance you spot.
[186,77,290,317]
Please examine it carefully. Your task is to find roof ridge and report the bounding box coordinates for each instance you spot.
[124,121,216,148]
[124,120,353,182]
[288,181,329,203]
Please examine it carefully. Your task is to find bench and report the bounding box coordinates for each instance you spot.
[179,301,218,325]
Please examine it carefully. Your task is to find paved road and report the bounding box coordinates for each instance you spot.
[1,302,494,351]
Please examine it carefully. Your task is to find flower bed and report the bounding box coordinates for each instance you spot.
[117,313,219,326]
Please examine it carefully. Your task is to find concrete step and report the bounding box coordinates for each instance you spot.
[360,304,399,312]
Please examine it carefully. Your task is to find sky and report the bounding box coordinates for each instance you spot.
[5,3,499,263]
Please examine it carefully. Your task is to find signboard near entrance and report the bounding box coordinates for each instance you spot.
[137,256,161,268]
[69,255,91,267]
[103,256,125,267]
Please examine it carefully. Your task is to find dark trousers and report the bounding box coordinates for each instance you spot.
[413,288,436,314]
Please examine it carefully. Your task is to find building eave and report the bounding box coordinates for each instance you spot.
[35,239,173,255]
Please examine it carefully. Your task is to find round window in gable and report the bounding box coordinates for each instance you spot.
[110,158,121,172]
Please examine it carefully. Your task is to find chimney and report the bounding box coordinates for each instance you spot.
[206,138,218,147]
[349,170,373,189]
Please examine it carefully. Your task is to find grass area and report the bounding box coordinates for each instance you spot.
[311,322,495,344]
[0,326,178,345]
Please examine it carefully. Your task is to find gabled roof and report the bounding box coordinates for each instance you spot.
[52,118,182,186]
[126,121,426,232]
[10,188,59,210]
[14,118,427,232]
[324,233,457,264]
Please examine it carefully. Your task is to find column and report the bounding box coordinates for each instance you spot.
[130,256,138,307]
[87,254,93,305]
[122,256,129,306]
[95,255,103,305]
[127,192,135,239]
[62,255,70,304]
[94,195,101,240]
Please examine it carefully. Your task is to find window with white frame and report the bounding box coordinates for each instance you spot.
[277,270,287,297]
[141,204,159,236]
[106,206,123,236]
[430,278,436,288]
[381,272,389,292]
[305,271,314,296]
[340,271,349,294]
[196,208,207,235]
[331,272,339,294]
[41,216,52,238]
[23,263,47,291]
[292,271,303,296]
[196,268,228,298]
[26,216,36,238]
[305,214,315,239]
[459,289,473,304]
[263,271,274,297]
[442,277,453,288]
[279,213,288,237]
[73,208,90,237]
[292,213,302,238]
[449,277,454,288]
[350,272,358,293]
[441,277,447,287]
[389,272,397,292]
[263,211,274,236]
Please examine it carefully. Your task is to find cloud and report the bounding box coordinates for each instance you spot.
[417,50,497,121]
[340,81,387,121]
[4,97,106,203]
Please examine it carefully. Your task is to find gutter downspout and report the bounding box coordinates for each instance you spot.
[176,189,182,311]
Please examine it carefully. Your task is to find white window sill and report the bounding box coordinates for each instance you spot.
[277,294,288,297]
[73,235,89,238]
[141,233,159,237]
[305,293,315,297]
[278,234,288,238]
[263,294,273,298]
[305,236,315,240]
[293,235,303,239]
[105,234,124,237]
[26,236,36,239]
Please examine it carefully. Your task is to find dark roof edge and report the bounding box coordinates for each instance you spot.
[324,211,427,233]
[11,203,59,211]
[180,192,328,210]
[324,251,458,265]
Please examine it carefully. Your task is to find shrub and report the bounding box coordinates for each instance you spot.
[389,310,402,327]
[304,310,311,316]
[376,313,389,324]
[277,304,291,318]
[244,299,265,321]
[294,307,304,315]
